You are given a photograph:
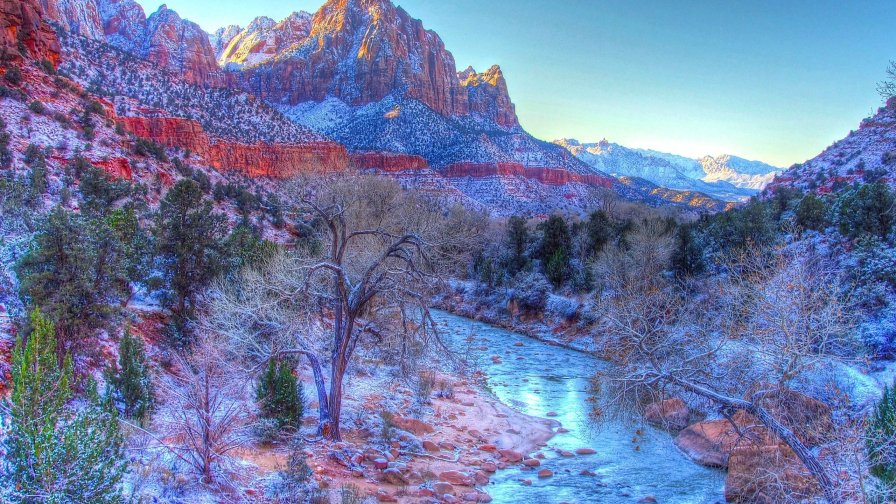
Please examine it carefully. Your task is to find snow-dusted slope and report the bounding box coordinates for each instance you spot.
[555,138,781,202]
[765,98,896,194]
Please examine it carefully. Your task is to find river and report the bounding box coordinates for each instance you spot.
[433,310,725,504]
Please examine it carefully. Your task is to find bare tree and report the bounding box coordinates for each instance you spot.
[597,243,857,503]
[155,333,251,484]
[878,60,896,101]
[207,175,481,441]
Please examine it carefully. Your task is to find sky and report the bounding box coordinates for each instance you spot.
[135,0,896,167]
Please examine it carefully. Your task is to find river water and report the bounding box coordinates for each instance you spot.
[433,310,725,504]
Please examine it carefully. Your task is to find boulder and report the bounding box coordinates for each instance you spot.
[498,449,523,463]
[537,469,553,478]
[391,416,435,436]
[439,470,472,486]
[575,448,596,455]
[433,482,455,496]
[644,398,690,431]
[674,419,743,468]
[382,468,408,486]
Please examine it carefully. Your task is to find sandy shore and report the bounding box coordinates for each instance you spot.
[238,373,558,503]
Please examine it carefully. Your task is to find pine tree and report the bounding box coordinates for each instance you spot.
[16,207,133,354]
[2,308,126,503]
[256,359,304,431]
[671,224,706,278]
[154,180,227,344]
[537,215,572,286]
[868,382,896,487]
[110,326,153,422]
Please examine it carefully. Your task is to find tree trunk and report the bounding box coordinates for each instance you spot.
[670,376,841,504]
[326,357,346,441]
[300,351,332,437]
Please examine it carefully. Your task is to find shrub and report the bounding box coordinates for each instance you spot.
[795,193,830,232]
[28,100,45,114]
[4,66,22,86]
[511,271,550,311]
[256,359,304,431]
[833,183,895,241]
[868,381,896,487]
[109,326,153,422]
[546,294,579,319]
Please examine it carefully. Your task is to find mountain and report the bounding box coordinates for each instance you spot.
[555,138,781,202]
[30,0,733,214]
[2,0,61,66]
[765,97,896,195]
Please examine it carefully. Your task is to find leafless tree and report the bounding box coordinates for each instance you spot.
[207,175,482,441]
[596,243,857,503]
[877,60,896,100]
[154,333,251,484]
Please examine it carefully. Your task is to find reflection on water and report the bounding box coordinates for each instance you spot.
[434,310,724,504]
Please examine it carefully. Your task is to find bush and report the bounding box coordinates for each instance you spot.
[546,294,579,319]
[833,183,895,241]
[795,193,830,232]
[868,381,896,488]
[109,327,153,422]
[511,271,550,311]
[28,100,45,114]
[4,66,22,86]
[256,359,304,431]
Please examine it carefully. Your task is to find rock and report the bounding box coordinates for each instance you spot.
[558,450,575,457]
[433,481,455,496]
[579,470,596,476]
[498,449,523,463]
[226,0,520,127]
[0,0,61,66]
[481,462,497,473]
[382,468,408,486]
[674,419,742,468]
[546,411,558,417]
[372,458,389,470]
[120,117,349,178]
[391,416,435,436]
[644,398,690,431]
[474,471,490,485]
[638,497,658,503]
[575,448,596,455]
[537,469,553,478]
[522,458,541,467]
[439,470,472,487]
[521,479,532,486]
[514,342,524,347]
[376,489,398,502]
[557,427,570,433]
[422,440,440,452]
[479,444,497,452]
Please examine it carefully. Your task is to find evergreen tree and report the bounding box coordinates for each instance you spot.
[671,224,706,278]
[79,166,132,217]
[834,183,896,241]
[504,216,530,275]
[16,208,132,354]
[109,326,153,422]
[585,210,612,257]
[256,359,304,431]
[868,382,896,488]
[154,180,227,344]
[0,118,11,169]
[537,215,572,286]
[795,193,830,232]
[2,308,126,503]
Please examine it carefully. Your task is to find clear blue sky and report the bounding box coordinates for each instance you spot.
[137,0,895,167]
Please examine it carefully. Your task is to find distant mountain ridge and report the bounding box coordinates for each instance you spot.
[555,138,781,202]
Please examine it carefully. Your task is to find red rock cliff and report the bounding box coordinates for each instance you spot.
[459,65,518,128]
[1,0,61,66]
[120,116,349,178]
[443,162,614,188]
[350,152,429,172]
